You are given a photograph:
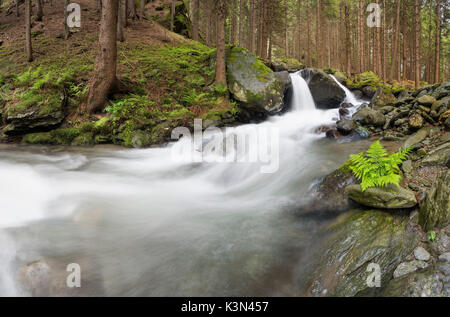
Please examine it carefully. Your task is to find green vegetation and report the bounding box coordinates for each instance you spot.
[349,141,413,192]
[427,231,437,242]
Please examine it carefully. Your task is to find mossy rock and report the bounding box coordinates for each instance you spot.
[4,89,66,135]
[22,128,81,145]
[226,47,291,114]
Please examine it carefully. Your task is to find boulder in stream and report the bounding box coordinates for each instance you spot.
[300,68,345,109]
[226,47,291,115]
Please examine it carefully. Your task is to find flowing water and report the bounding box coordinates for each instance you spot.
[0,73,371,296]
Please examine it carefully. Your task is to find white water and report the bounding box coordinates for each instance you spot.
[0,73,368,296]
[330,75,366,115]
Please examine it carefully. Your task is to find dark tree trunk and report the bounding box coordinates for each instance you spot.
[25,0,32,62]
[86,0,119,113]
[215,0,227,86]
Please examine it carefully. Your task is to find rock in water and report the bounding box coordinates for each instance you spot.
[226,47,291,115]
[352,107,386,127]
[300,68,345,109]
[306,210,420,296]
[419,170,450,232]
[345,185,417,209]
[336,119,356,135]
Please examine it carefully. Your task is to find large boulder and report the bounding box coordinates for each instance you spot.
[227,47,291,114]
[301,68,345,109]
[306,210,420,296]
[345,184,418,209]
[419,171,450,232]
[369,87,396,110]
[417,95,437,107]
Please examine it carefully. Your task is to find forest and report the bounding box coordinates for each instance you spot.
[0,0,449,299]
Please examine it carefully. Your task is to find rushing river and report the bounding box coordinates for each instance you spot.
[0,73,372,296]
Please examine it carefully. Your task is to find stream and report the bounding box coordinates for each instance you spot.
[0,73,372,296]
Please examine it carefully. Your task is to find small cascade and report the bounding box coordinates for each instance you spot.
[289,72,316,112]
[330,75,360,106]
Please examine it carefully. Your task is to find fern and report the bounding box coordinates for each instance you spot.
[349,140,413,192]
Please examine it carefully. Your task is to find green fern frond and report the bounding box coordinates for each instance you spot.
[348,141,412,192]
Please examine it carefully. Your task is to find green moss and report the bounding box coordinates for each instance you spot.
[72,132,95,146]
[22,128,81,145]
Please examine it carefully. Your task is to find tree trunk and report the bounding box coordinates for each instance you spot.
[64,0,70,40]
[140,0,145,20]
[345,2,350,75]
[97,0,102,13]
[36,0,43,21]
[128,0,136,20]
[25,0,32,62]
[16,0,19,17]
[284,0,288,58]
[307,0,311,66]
[215,0,227,86]
[414,0,420,87]
[316,0,321,67]
[192,0,199,41]
[86,0,119,113]
[117,0,125,42]
[249,0,255,53]
[359,0,365,73]
[402,0,407,81]
[392,0,401,80]
[435,0,441,83]
[170,0,176,31]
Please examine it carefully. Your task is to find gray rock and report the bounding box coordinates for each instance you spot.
[401,127,430,149]
[419,170,450,232]
[402,160,413,174]
[353,107,386,127]
[345,184,418,209]
[307,210,420,296]
[131,130,153,148]
[336,119,356,135]
[227,47,291,114]
[414,247,431,261]
[301,68,346,109]
[383,262,450,297]
[393,260,429,278]
[439,253,450,262]
[421,143,450,167]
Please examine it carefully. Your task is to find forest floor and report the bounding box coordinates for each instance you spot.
[0,0,238,146]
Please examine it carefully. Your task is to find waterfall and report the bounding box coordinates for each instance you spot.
[330,75,360,106]
[289,72,316,112]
